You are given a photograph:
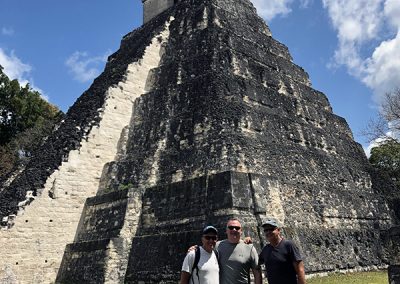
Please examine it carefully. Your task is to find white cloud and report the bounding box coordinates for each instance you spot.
[0,48,32,84]
[250,0,312,20]
[299,0,313,8]
[323,0,383,43]
[0,48,46,99]
[250,0,293,22]
[363,31,400,97]
[322,0,400,101]
[384,0,400,28]
[65,51,107,83]
[1,27,14,36]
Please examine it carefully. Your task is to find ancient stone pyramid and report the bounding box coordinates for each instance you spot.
[0,0,396,283]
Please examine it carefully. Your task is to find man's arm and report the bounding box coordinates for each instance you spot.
[187,245,197,252]
[243,236,252,244]
[252,267,262,284]
[179,271,191,284]
[293,260,306,284]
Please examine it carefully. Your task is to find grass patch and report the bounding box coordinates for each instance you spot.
[307,270,387,284]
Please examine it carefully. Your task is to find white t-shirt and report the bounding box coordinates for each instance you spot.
[181,246,219,284]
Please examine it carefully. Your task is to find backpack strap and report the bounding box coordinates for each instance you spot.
[190,246,201,283]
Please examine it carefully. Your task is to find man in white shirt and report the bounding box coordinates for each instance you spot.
[180,225,220,284]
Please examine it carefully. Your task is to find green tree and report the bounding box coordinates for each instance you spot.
[369,140,400,187]
[366,89,400,219]
[0,65,63,177]
[0,65,61,145]
[365,88,400,177]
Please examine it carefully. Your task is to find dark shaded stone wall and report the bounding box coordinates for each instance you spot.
[105,0,366,192]
[74,190,129,242]
[388,226,400,284]
[58,0,395,282]
[122,172,390,283]
[121,0,394,280]
[389,266,400,284]
[124,171,263,283]
[56,240,110,284]
[56,190,130,283]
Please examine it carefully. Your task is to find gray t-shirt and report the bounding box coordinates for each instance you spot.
[216,240,259,284]
[181,246,219,284]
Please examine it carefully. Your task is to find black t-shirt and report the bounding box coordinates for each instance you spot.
[259,239,303,284]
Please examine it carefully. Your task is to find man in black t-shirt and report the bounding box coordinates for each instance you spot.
[259,219,306,284]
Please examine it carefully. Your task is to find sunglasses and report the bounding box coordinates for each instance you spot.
[264,227,276,232]
[203,235,218,241]
[227,226,241,231]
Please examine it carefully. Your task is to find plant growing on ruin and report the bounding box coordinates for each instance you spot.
[118,182,133,191]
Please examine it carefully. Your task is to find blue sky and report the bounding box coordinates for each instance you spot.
[1,0,400,154]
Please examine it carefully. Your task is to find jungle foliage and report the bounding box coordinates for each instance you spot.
[0,65,63,177]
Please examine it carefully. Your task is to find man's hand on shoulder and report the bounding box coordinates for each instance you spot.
[187,245,197,253]
[244,236,252,244]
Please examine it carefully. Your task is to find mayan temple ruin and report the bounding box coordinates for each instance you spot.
[0,0,399,283]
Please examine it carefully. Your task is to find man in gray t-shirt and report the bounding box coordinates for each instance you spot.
[216,218,262,284]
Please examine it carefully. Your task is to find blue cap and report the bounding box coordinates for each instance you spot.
[202,225,218,235]
[262,218,280,228]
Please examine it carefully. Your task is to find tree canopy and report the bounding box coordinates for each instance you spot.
[0,65,63,177]
[370,140,400,188]
[364,89,400,191]
[363,89,400,142]
[0,66,61,145]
